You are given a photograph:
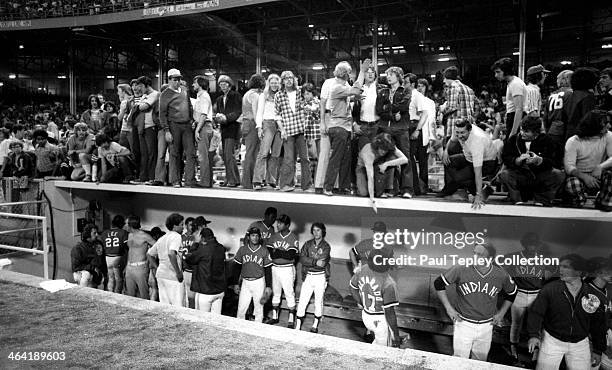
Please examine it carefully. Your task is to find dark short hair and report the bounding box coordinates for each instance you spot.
[520,232,540,248]
[443,66,459,80]
[560,254,587,272]
[571,67,599,91]
[371,132,396,152]
[277,214,291,226]
[193,75,209,91]
[247,74,266,90]
[150,226,165,240]
[576,110,609,138]
[521,116,543,133]
[130,79,139,87]
[264,207,278,217]
[12,124,24,134]
[9,141,23,149]
[455,119,473,131]
[311,222,326,237]
[136,76,152,87]
[95,133,111,146]
[417,78,429,91]
[81,223,98,242]
[104,101,117,113]
[405,73,418,85]
[127,215,141,229]
[111,215,125,229]
[165,213,184,231]
[32,129,48,140]
[491,57,515,76]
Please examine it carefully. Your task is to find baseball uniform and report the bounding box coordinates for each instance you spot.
[248,220,275,243]
[350,265,399,346]
[440,265,517,360]
[179,233,197,306]
[503,251,555,345]
[100,227,129,293]
[147,230,185,307]
[267,231,299,308]
[234,242,273,322]
[587,279,612,370]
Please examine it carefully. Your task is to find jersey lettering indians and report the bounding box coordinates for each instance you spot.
[266,231,299,265]
[503,251,554,292]
[441,265,517,322]
[350,265,399,315]
[249,221,275,242]
[100,228,128,257]
[234,243,272,280]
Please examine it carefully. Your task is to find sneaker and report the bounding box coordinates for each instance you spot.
[143,180,154,186]
[322,190,333,196]
[83,175,92,182]
[595,203,612,212]
[129,180,144,185]
[149,180,164,186]
[310,327,318,333]
[303,187,315,193]
[264,318,279,325]
[515,201,527,205]
[281,186,295,192]
[314,188,323,194]
[380,193,388,199]
[482,185,494,202]
[402,192,413,199]
[253,184,263,191]
[173,183,182,188]
[267,183,277,189]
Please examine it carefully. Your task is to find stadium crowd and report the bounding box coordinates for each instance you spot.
[1,59,611,211]
[1,0,172,20]
[70,209,612,368]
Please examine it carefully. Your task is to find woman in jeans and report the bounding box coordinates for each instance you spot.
[117,84,134,151]
[253,74,282,190]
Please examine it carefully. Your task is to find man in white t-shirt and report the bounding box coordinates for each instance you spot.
[405,73,430,195]
[437,120,498,209]
[492,57,526,136]
[314,77,338,192]
[147,213,186,306]
[192,75,215,187]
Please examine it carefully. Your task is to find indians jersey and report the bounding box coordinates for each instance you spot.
[248,221,275,243]
[350,265,399,315]
[543,88,572,136]
[179,234,197,273]
[99,228,128,257]
[234,243,272,280]
[441,265,517,323]
[352,238,393,262]
[502,251,555,293]
[587,279,612,330]
[266,231,299,266]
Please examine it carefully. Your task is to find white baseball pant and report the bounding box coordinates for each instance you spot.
[183,271,195,307]
[272,265,296,308]
[296,273,326,317]
[362,311,392,346]
[73,270,94,287]
[237,277,265,322]
[452,320,493,361]
[157,278,186,307]
[195,292,225,314]
[510,291,538,343]
[536,330,590,370]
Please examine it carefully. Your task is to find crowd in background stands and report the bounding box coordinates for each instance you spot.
[1,0,187,19]
[1,60,611,211]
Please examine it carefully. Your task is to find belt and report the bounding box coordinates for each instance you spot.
[458,314,493,324]
[307,271,325,275]
[360,120,378,125]
[244,277,264,281]
[128,261,147,267]
[518,289,540,294]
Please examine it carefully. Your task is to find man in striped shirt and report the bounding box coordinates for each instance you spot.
[524,64,550,118]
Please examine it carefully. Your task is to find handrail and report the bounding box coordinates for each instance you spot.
[0,212,48,279]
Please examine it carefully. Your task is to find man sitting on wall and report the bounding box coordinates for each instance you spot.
[95,133,135,184]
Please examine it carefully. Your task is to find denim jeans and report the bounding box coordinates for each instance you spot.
[381,123,414,194]
[222,137,240,186]
[443,139,497,195]
[253,120,282,185]
[324,127,351,191]
[314,133,331,188]
[279,133,311,190]
[155,129,171,183]
[197,123,213,187]
[138,127,157,182]
[241,118,259,189]
[410,131,429,194]
[169,122,195,186]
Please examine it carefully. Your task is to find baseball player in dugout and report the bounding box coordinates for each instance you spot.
[435,243,518,361]
[295,222,331,333]
[265,214,299,327]
[232,227,273,322]
[350,248,401,347]
[248,207,277,244]
[350,221,391,274]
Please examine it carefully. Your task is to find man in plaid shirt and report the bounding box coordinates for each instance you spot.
[275,71,313,192]
[441,66,477,139]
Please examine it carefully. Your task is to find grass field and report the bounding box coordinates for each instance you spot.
[0,281,416,369]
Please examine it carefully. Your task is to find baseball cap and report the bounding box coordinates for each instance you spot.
[526,64,551,76]
[371,221,387,233]
[247,227,261,236]
[167,68,182,79]
[200,227,215,240]
[195,216,212,227]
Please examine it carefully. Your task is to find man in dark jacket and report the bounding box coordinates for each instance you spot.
[527,254,607,369]
[184,227,227,314]
[71,223,107,289]
[498,116,565,206]
[564,67,599,142]
[214,75,242,187]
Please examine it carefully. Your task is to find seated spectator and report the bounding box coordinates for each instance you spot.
[67,122,96,181]
[356,133,408,205]
[499,116,565,206]
[11,124,35,152]
[95,133,134,184]
[71,223,107,288]
[564,110,612,211]
[438,120,499,209]
[32,129,61,178]
[5,141,35,179]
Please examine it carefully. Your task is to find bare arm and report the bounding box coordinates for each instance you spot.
[510,95,524,136]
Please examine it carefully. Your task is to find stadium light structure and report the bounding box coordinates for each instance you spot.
[308,24,314,28]
[18,45,24,49]
[438,57,450,62]
[312,64,324,70]
[142,37,152,41]
[8,74,16,79]
[603,44,612,49]
[560,60,572,65]
[513,51,520,55]
[0,82,3,87]
[57,75,67,79]
[106,75,115,79]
